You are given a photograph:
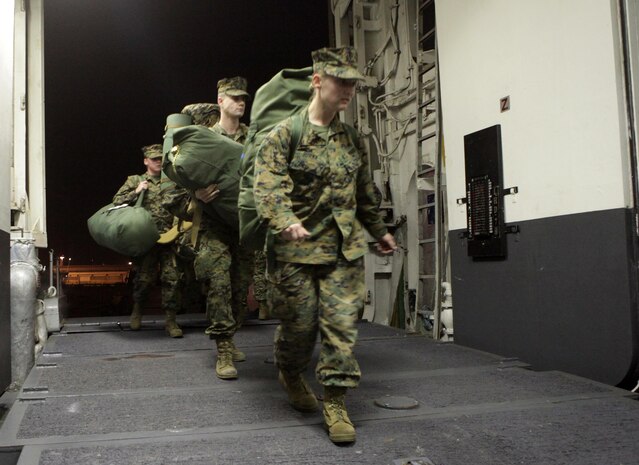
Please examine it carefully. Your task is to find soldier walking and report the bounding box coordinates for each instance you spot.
[185,77,255,379]
[253,47,397,444]
[113,144,183,338]
[163,80,253,380]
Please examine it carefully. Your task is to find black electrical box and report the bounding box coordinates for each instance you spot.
[463,125,507,258]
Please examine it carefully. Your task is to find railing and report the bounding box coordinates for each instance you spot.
[60,265,131,286]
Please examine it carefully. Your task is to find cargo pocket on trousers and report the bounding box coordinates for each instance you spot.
[267,261,304,320]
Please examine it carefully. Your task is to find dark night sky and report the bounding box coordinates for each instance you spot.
[43,0,330,265]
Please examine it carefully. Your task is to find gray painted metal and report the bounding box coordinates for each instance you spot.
[9,241,42,388]
[1,320,638,464]
[450,207,639,386]
[374,395,419,410]
[0,230,11,392]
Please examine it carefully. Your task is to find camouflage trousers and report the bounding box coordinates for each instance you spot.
[177,256,204,314]
[268,256,363,388]
[194,227,252,338]
[253,250,268,304]
[132,244,180,313]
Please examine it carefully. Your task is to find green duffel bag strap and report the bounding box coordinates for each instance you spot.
[190,198,203,248]
[135,175,147,207]
[289,112,304,157]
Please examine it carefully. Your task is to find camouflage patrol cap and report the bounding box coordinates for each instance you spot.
[142,144,163,159]
[312,46,365,81]
[181,103,220,127]
[217,76,250,98]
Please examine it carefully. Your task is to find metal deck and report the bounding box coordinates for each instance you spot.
[1,316,638,465]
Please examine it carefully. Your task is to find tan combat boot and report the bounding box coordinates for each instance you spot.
[129,302,142,331]
[215,338,238,380]
[165,311,183,338]
[279,371,319,412]
[229,339,246,362]
[323,386,356,443]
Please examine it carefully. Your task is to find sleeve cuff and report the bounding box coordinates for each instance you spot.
[270,213,302,235]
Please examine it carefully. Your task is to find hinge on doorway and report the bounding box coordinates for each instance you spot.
[635,212,639,236]
[21,0,26,12]
[20,94,26,111]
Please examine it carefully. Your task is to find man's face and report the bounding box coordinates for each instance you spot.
[317,74,357,112]
[218,94,246,119]
[144,156,162,176]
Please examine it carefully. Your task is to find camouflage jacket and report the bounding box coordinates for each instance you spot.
[254,109,388,264]
[210,122,249,145]
[112,173,173,233]
[161,182,192,222]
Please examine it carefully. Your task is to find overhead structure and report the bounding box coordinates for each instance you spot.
[331,0,449,337]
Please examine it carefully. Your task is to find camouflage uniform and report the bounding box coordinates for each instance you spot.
[254,108,388,387]
[160,169,246,331]
[181,103,220,128]
[162,202,203,315]
[199,86,268,317]
[210,120,248,143]
[113,145,181,323]
[162,92,253,341]
[204,119,252,336]
[252,250,268,315]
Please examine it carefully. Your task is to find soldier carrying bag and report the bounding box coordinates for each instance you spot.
[237,67,314,251]
[237,66,359,251]
[87,185,159,257]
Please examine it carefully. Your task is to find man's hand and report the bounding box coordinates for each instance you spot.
[135,180,149,193]
[281,223,311,241]
[194,184,220,204]
[375,233,397,255]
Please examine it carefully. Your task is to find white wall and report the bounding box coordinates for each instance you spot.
[437,0,631,230]
[0,2,15,233]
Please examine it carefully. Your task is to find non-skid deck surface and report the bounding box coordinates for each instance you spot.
[1,319,637,465]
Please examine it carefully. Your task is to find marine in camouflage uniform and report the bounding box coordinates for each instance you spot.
[192,76,255,379]
[161,110,217,316]
[113,144,183,338]
[198,87,268,320]
[162,79,253,379]
[210,79,253,318]
[253,47,397,444]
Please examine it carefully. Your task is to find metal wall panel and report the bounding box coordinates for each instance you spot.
[450,208,639,386]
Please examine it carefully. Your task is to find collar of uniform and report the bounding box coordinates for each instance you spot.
[211,122,228,137]
[300,107,346,138]
[212,121,248,139]
[143,173,161,183]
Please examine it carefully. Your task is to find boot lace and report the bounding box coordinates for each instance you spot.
[327,397,348,422]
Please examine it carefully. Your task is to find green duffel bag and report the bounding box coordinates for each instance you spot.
[163,125,243,230]
[238,67,313,250]
[87,189,159,257]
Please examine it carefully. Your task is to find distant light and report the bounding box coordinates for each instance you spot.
[128,262,132,265]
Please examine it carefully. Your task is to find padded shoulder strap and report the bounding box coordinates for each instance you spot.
[135,175,146,206]
[289,113,304,160]
[343,123,359,149]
